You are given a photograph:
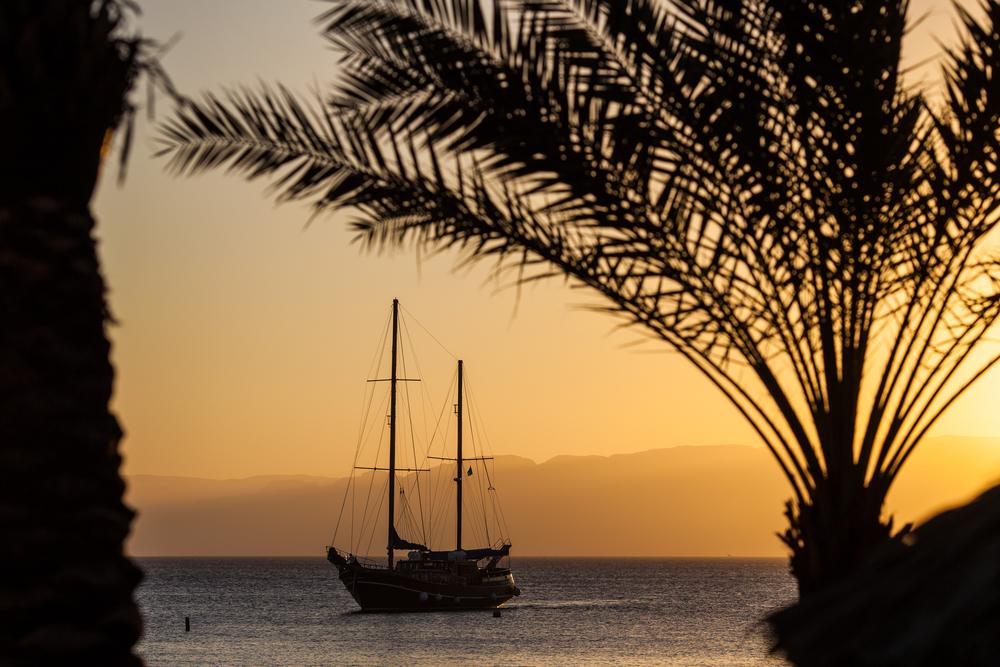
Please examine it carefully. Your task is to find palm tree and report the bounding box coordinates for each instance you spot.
[0,1,157,663]
[769,482,1000,664]
[158,0,1000,594]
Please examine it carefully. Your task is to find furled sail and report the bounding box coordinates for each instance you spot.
[390,526,428,551]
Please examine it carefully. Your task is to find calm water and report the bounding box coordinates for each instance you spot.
[136,557,795,666]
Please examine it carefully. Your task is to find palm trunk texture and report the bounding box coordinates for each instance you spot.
[784,485,894,596]
[0,202,142,666]
[1,2,143,664]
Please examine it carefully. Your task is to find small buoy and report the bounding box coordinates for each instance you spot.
[184,616,190,632]
[493,609,502,618]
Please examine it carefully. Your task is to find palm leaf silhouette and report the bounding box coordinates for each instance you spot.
[158,0,1000,593]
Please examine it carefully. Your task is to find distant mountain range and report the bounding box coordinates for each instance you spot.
[125,438,1000,557]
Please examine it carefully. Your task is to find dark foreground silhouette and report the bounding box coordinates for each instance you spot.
[770,483,1000,666]
[0,2,159,664]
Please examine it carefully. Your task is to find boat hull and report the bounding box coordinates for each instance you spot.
[331,554,518,612]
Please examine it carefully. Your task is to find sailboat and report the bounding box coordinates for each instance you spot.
[327,299,520,612]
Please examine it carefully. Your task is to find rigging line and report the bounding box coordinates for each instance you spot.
[492,458,511,541]
[469,470,489,546]
[359,389,391,458]
[491,476,511,542]
[482,437,509,541]
[399,486,424,545]
[463,376,490,484]
[358,314,391,440]
[354,344,389,466]
[401,313,450,545]
[355,399,389,555]
[431,378,460,543]
[400,304,458,360]
[399,349,433,546]
[402,336,432,548]
[397,310,448,546]
[481,459,505,543]
[471,402,501,543]
[348,306,394,554]
[465,370,500,458]
[428,448,449,546]
[331,469,356,548]
[490,481,508,543]
[352,314,391,485]
[333,309,391,547]
[398,487,413,536]
[339,379,387,549]
[427,368,458,543]
[460,368,489,545]
[422,365,455,489]
[487,461,510,542]
[467,403,492,547]
[475,454,491,546]
[490,480,511,543]
[466,377,511,540]
[462,382,490,550]
[363,474,390,559]
[429,445,453,543]
[362,472,390,557]
[358,381,390,445]
[331,474,355,549]
[354,312,392,461]
[422,385,449,542]
[366,309,393,380]
[398,315,429,546]
[399,313,435,450]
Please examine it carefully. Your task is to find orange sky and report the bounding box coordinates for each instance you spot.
[94,0,999,522]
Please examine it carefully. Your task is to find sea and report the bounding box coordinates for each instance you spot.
[135,557,796,666]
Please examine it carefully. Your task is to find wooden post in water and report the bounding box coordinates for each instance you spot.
[184,616,190,632]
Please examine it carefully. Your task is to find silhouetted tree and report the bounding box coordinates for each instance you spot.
[158,0,1000,594]
[0,1,160,663]
[769,482,1000,665]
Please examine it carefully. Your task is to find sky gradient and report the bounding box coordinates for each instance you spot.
[95,0,999,529]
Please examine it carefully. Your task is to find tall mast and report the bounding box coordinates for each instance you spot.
[456,359,463,551]
[387,298,399,568]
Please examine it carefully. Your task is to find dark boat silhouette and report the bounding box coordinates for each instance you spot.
[327,299,520,612]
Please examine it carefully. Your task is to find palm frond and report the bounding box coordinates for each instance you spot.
[159,0,1000,589]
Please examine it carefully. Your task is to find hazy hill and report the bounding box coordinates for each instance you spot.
[125,438,1000,557]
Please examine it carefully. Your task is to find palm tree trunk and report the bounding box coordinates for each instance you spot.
[0,1,144,660]
[782,476,894,595]
[0,198,142,665]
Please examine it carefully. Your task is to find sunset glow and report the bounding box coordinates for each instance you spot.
[95,0,1000,552]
